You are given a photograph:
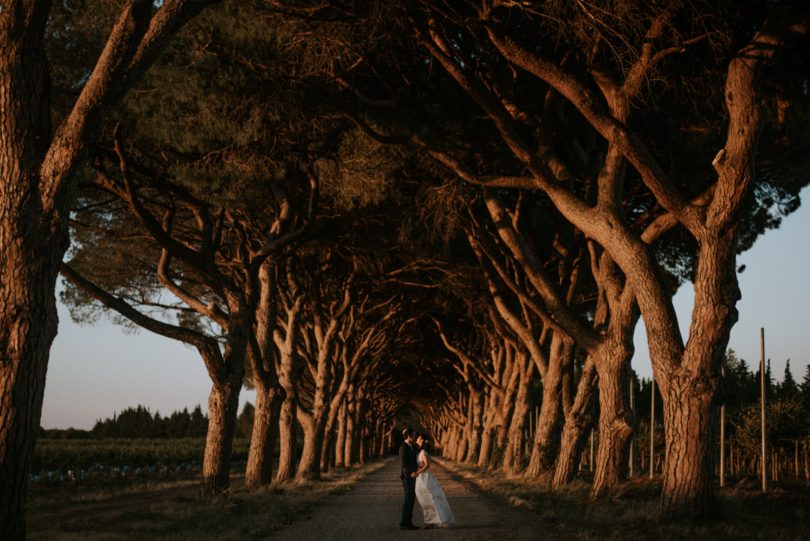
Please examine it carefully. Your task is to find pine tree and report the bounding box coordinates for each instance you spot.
[765,359,775,397]
[779,359,799,399]
[800,364,810,416]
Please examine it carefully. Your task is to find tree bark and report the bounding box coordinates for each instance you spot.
[274,297,302,483]
[244,384,281,489]
[477,405,496,467]
[0,8,59,539]
[495,348,521,454]
[344,399,356,466]
[657,235,736,514]
[463,387,483,463]
[524,334,567,478]
[503,354,535,475]
[334,401,348,467]
[297,409,328,479]
[351,397,366,465]
[202,380,242,495]
[553,360,598,488]
[590,345,634,498]
[658,375,718,514]
[275,386,297,482]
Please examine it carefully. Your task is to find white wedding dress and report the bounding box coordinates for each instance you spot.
[415,450,455,527]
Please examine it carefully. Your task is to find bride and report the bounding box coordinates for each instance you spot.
[412,434,455,528]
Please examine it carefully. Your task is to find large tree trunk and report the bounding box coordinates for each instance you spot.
[275,388,297,482]
[464,387,483,463]
[524,335,567,478]
[590,292,638,498]
[454,422,468,462]
[477,397,496,468]
[244,384,281,489]
[590,346,633,498]
[470,390,484,463]
[659,376,718,514]
[656,233,737,514]
[655,242,730,514]
[344,399,356,466]
[350,397,366,465]
[274,312,300,483]
[0,10,57,539]
[334,401,348,467]
[495,349,521,455]
[297,410,328,479]
[320,389,347,471]
[202,380,242,495]
[444,425,458,459]
[503,357,535,475]
[553,361,598,489]
[0,249,61,540]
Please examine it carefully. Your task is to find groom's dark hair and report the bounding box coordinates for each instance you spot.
[402,428,413,439]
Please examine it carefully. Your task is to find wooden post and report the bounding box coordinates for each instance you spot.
[720,364,726,488]
[629,378,635,477]
[795,440,799,480]
[649,377,655,479]
[760,327,767,493]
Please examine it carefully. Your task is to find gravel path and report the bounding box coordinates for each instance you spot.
[270,458,541,541]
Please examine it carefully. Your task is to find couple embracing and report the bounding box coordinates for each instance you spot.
[398,428,455,530]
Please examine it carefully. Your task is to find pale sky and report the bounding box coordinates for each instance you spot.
[41,188,810,429]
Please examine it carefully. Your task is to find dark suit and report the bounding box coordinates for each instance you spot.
[399,441,418,527]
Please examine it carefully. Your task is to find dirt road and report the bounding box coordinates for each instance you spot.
[270,458,542,541]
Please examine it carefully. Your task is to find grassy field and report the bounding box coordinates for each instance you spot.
[27,458,389,541]
[437,458,810,540]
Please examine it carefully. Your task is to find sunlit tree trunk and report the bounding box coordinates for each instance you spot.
[202,377,243,495]
[275,346,299,482]
[334,401,348,467]
[553,360,597,488]
[590,285,638,498]
[344,397,356,466]
[590,346,633,498]
[503,354,535,474]
[297,408,328,479]
[245,384,281,488]
[245,262,282,489]
[351,395,366,464]
[0,9,57,539]
[477,392,498,468]
[525,334,568,478]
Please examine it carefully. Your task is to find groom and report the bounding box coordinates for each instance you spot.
[398,427,419,530]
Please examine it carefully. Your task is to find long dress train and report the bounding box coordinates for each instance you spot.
[414,450,455,527]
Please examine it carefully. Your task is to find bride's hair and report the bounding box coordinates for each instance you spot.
[419,434,432,452]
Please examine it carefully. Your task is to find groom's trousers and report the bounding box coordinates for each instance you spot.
[400,476,416,526]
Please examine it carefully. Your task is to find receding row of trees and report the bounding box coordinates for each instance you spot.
[1,1,809,539]
[423,341,810,489]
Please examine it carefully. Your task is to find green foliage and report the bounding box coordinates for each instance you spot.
[32,437,250,472]
[731,398,806,455]
[723,349,758,410]
[91,405,209,439]
[81,403,256,440]
[779,359,800,400]
[801,364,810,422]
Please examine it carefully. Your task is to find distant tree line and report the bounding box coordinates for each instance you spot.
[40,404,256,441]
